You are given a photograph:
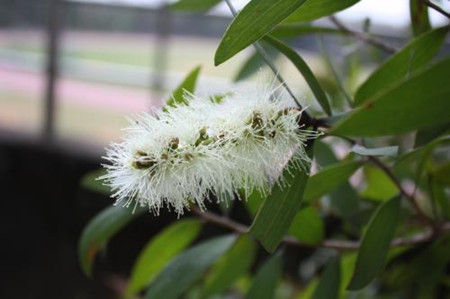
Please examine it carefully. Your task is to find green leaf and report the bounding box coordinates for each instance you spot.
[396,136,450,171]
[288,206,324,245]
[271,24,343,39]
[299,279,319,299]
[432,162,450,185]
[354,26,449,105]
[234,46,279,81]
[415,121,450,147]
[283,0,360,23]
[332,57,450,137]
[360,165,399,201]
[245,189,266,218]
[264,35,331,116]
[314,142,360,222]
[431,179,450,219]
[166,66,201,108]
[304,160,362,203]
[203,235,257,296]
[339,253,357,296]
[171,0,221,11]
[145,235,236,299]
[347,196,401,290]
[126,219,202,296]
[353,145,399,157]
[81,169,110,195]
[78,205,145,277]
[214,0,307,65]
[410,0,431,36]
[313,258,341,299]
[245,253,283,299]
[250,151,312,253]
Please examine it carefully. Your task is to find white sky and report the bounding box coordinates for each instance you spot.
[69,0,450,29]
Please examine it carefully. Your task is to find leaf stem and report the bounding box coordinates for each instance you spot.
[422,0,450,19]
[367,155,435,228]
[328,15,398,54]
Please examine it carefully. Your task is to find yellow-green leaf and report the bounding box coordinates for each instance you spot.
[126,219,202,296]
[166,66,201,107]
[288,206,324,245]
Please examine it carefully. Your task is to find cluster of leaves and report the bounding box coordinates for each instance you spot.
[79,0,450,298]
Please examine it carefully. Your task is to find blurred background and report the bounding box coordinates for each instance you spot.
[0,0,449,298]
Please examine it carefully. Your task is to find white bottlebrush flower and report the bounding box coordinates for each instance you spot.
[101,84,319,215]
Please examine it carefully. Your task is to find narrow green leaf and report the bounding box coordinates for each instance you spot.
[288,206,324,245]
[126,219,202,296]
[80,169,110,195]
[166,66,201,107]
[415,121,450,147]
[304,160,362,203]
[354,26,449,105]
[203,235,257,296]
[264,35,331,116]
[360,165,399,201]
[410,0,431,36]
[145,235,236,299]
[332,57,450,137]
[234,46,279,81]
[245,253,283,299]
[314,140,339,166]
[283,0,360,23]
[313,258,341,299]
[245,189,266,218]
[339,253,357,296]
[352,145,399,157]
[347,197,401,290]
[214,0,307,65]
[171,0,221,11]
[250,152,312,253]
[78,205,145,277]
[299,279,319,299]
[396,136,450,171]
[272,24,343,38]
[431,179,450,219]
[432,162,450,185]
[314,142,360,222]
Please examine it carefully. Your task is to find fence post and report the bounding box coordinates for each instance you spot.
[151,4,171,104]
[43,0,62,140]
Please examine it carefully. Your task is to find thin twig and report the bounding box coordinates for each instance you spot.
[422,0,450,19]
[191,206,249,234]
[329,15,397,54]
[316,131,434,228]
[367,155,435,228]
[192,207,450,251]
